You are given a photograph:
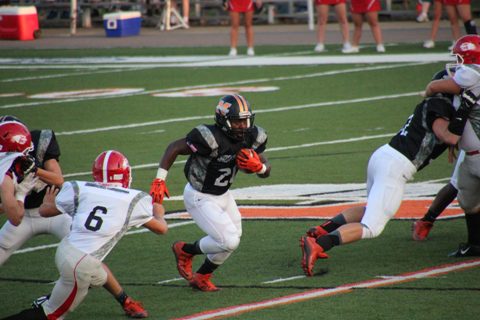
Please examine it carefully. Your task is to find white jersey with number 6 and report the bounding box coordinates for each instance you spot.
[55,181,153,261]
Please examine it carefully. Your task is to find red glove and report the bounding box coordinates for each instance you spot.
[149,178,170,204]
[236,148,264,173]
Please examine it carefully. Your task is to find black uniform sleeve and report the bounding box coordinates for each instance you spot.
[30,130,60,165]
[43,131,60,162]
[250,126,268,154]
[425,97,455,131]
[185,125,215,157]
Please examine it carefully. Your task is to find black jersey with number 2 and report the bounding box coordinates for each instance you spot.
[184,124,267,195]
[389,95,455,171]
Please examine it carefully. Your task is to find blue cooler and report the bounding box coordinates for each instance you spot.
[103,11,141,37]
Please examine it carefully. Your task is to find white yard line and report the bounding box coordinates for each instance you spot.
[174,259,480,320]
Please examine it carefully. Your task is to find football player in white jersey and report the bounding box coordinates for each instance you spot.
[3,150,168,320]
[0,116,152,318]
[424,34,480,256]
[300,70,478,276]
[0,121,37,227]
[150,94,271,291]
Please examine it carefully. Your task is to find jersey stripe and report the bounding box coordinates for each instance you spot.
[36,129,52,165]
[90,192,147,260]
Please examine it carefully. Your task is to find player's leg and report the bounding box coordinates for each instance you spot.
[451,156,480,256]
[315,4,330,52]
[244,10,255,55]
[101,264,148,318]
[351,12,363,51]
[365,11,385,52]
[301,145,415,276]
[424,0,443,48]
[413,151,464,240]
[229,11,241,56]
[456,3,477,34]
[334,3,353,53]
[445,4,462,42]
[44,240,107,319]
[0,217,34,265]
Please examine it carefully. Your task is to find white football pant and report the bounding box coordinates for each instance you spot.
[183,183,242,265]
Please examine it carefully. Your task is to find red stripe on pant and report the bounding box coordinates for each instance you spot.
[47,254,88,320]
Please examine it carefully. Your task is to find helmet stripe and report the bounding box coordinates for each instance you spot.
[233,94,247,113]
[103,150,113,184]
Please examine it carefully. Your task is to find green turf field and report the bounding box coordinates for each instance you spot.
[0,45,477,319]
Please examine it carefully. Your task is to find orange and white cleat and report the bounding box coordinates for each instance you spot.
[300,236,328,277]
[412,220,434,241]
[189,273,220,292]
[172,241,194,281]
[123,297,148,319]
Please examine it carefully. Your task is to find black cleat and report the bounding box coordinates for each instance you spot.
[448,243,480,257]
[32,294,50,308]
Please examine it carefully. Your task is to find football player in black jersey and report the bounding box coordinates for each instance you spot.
[0,116,150,319]
[150,94,271,291]
[299,71,479,277]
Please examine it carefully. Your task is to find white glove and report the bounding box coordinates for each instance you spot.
[15,172,38,202]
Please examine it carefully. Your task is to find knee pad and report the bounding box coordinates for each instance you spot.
[222,234,240,252]
[361,223,385,239]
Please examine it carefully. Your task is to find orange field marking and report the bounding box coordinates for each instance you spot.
[239,200,463,219]
[169,199,463,220]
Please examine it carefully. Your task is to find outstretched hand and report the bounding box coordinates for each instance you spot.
[150,179,170,204]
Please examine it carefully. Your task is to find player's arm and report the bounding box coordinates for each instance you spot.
[39,186,62,217]
[257,153,271,178]
[425,78,462,97]
[35,158,63,187]
[432,90,479,144]
[150,138,193,204]
[143,203,168,234]
[0,176,24,226]
[432,117,461,145]
[159,138,192,171]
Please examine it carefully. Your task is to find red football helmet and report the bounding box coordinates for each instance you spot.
[92,150,132,188]
[0,121,33,154]
[452,35,480,65]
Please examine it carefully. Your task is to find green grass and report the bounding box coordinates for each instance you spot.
[0,45,476,319]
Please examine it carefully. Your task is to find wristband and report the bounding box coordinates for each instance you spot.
[156,168,168,180]
[257,164,267,175]
[15,192,26,202]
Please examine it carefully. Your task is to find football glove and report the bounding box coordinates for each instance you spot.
[15,172,38,202]
[236,148,265,173]
[11,155,37,182]
[150,178,170,204]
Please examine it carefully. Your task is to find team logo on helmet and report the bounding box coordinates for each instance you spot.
[459,42,476,52]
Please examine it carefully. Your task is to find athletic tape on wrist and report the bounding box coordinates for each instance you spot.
[156,168,168,180]
[258,164,267,175]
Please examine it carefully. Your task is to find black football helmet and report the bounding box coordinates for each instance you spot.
[215,94,255,141]
[0,115,24,124]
